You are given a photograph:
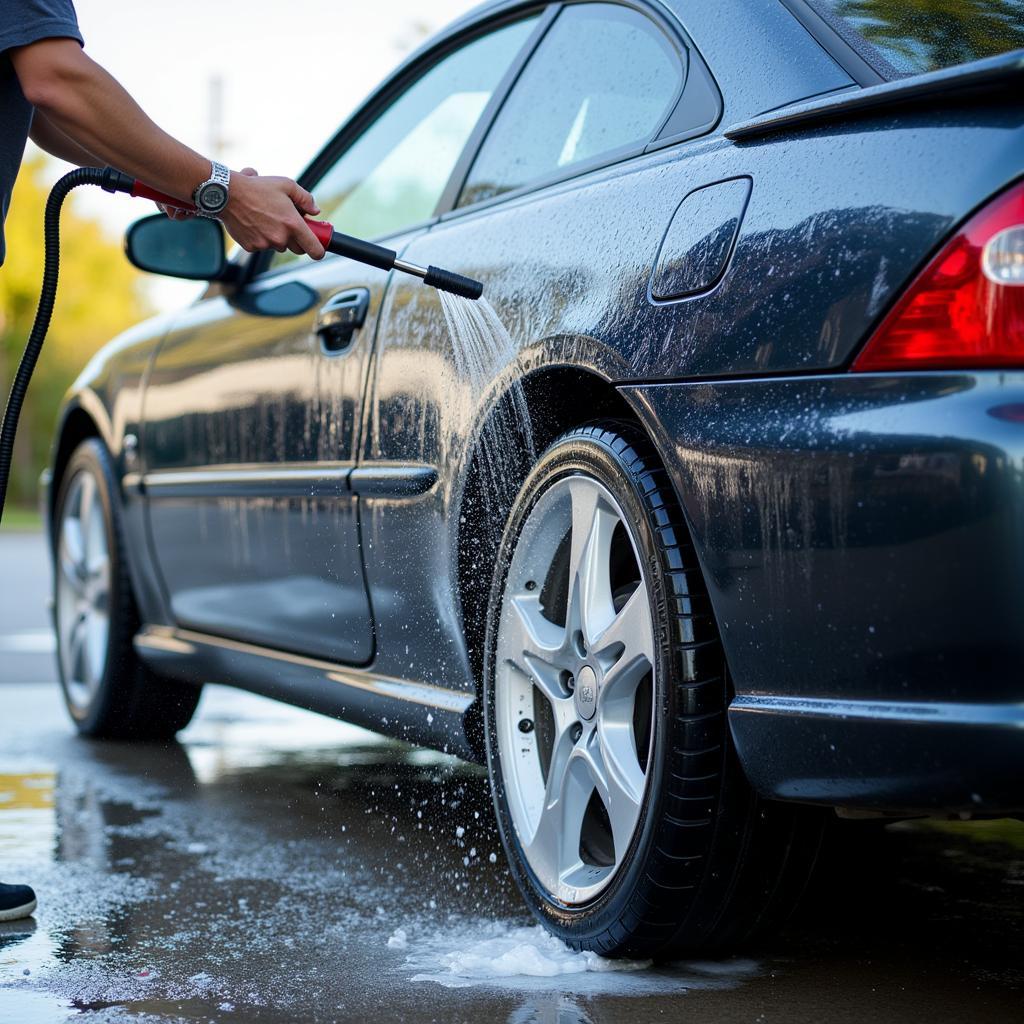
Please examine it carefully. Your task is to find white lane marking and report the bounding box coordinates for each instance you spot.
[0,630,56,653]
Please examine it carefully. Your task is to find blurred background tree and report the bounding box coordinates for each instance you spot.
[0,155,151,512]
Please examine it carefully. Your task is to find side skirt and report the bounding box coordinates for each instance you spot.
[134,626,478,762]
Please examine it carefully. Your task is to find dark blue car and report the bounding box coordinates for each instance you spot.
[45,0,1024,957]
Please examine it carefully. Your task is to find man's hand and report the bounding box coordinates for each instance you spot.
[161,168,326,259]
[221,172,325,259]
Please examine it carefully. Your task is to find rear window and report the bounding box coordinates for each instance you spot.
[809,0,1024,77]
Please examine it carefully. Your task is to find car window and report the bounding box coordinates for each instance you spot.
[268,16,538,271]
[457,3,681,209]
[809,0,1024,77]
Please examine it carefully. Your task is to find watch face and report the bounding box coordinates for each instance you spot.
[200,183,228,211]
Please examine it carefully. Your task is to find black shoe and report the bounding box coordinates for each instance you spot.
[0,883,37,921]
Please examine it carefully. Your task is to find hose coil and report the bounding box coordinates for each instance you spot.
[0,167,112,522]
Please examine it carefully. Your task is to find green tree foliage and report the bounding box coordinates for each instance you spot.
[0,155,150,508]
[835,0,1024,73]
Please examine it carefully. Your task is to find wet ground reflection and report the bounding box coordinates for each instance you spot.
[0,682,1022,1022]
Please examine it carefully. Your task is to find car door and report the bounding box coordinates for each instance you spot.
[362,1,728,689]
[141,13,541,663]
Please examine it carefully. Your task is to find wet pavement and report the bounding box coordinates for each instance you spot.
[1,530,1023,1023]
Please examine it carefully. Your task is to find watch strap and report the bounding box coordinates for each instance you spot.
[193,161,231,217]
[210,160,230,189]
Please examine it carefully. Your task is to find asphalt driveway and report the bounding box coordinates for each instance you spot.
[1,530,1022,1023]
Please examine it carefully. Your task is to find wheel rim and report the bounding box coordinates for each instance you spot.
[56,469,111,714]
[495,473,656,905]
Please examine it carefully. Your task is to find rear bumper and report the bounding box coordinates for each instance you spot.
[622,372,1024,813]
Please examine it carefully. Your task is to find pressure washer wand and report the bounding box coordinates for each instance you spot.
[305,220,483,300]
[132,180,484,300]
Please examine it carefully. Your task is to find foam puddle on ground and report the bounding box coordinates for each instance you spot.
[395,921,760,995]
[406,924,649,987]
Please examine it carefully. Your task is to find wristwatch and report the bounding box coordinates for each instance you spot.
[192,160,231,217]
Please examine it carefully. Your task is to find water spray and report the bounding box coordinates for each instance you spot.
[0,166,484,523]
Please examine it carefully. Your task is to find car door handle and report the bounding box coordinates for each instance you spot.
[315,288,370,353]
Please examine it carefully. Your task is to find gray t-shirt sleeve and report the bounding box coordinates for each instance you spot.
[0,0,83,53]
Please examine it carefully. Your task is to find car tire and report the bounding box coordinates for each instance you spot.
[483,422,824,958]
[53,438,201,740]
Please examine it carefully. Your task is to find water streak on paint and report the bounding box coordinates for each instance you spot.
[439,293,535,498]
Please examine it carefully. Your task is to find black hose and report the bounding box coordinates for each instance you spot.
[0,167,119,524]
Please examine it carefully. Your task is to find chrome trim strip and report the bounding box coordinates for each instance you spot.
[135,626,474,714]
[134,630,197,656]
[349,464,438,497]
[122,471,144,495]
[143,464,352,499]
[731,695,1024,728]
[142,462,439,499]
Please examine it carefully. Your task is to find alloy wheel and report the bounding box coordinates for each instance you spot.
[495,473,656,905]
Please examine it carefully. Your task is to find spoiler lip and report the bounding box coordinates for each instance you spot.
[725,48,1024,142]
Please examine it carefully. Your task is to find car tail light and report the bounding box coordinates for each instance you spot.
[852,180,1024,371]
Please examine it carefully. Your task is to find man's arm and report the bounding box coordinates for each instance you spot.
[29,110,99,168]
[11,38,324,258]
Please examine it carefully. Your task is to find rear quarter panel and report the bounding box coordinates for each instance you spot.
[397,101,1024,386]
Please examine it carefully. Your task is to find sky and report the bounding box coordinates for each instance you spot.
[48,0,484,308]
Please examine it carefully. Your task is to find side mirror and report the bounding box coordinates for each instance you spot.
[125,213,227,280]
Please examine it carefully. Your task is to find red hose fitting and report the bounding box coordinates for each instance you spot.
[131,181,196,212]
[306,220,334,249]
